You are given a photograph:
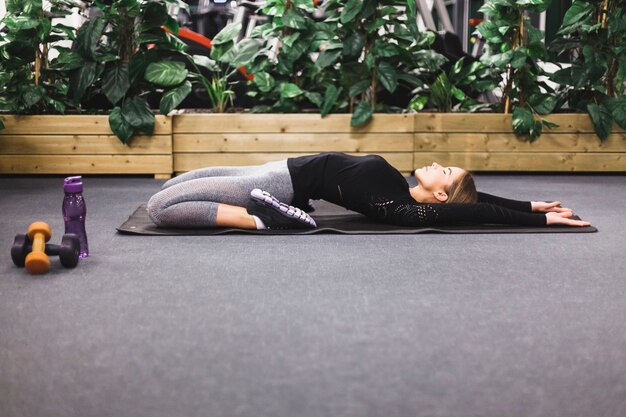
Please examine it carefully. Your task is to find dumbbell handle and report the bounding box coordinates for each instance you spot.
[25,231,51,274]
[23,243,61,256]
[32,232,46,254]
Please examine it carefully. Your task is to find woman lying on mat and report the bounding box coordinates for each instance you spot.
[147,152,591,230]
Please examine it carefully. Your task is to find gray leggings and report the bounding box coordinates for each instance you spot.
[147,160,295,227]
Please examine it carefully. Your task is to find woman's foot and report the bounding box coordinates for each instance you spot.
[247,189,317,229]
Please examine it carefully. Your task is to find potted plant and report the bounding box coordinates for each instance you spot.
[0,0,183,177]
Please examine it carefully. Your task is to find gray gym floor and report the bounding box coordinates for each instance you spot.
[1,173,625,417]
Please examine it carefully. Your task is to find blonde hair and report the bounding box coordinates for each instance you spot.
[445,170,478,204]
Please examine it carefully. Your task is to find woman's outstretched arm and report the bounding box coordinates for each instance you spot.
[376,198,590,227]
[478,192,573,214]
[477,192,532,211]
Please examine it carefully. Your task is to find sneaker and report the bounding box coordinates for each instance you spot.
[247,188,317,229]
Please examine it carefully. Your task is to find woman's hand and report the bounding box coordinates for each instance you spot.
[531,201,572,213]
[545,212,591,227]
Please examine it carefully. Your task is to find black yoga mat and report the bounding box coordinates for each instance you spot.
[117,204,597,235]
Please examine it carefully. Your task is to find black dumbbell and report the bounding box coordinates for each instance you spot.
[11,233,80,270]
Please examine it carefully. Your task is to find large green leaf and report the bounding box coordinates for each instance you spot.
[212,22,242,46]
[145,61,188,87]
[143,2,169,28]
[192,55,219,72]
[361,0,377,19]
[341,0,364,24]
[342,33,365,60]
[304,91,323,107]
[2,16,40,31]
[351,101,373,126]
[365,18,386,33]
[529,120,543,142]
[511,48,527,68]
[280,83,303,99]
[397,73,425,88]
[71,60,97,104]
[377,62,398,93]
[22,85,43,107]
[406,0,417,20]
[229,39,262,67]
[607,97,626,130]
[52,51,84,70]
[293,0,316,13]
[253,72,275,93]
[482,50,513,67]
[102,61,130,105]
[283,41,308,62]
[512,106,535,136]
[160,81,192,115]
[409,95,429,111]
[349,80,371,97]
[549,67,572,85]
[121,96,155,135]
[74,16,105,60]
[477,21,504,43]
[372,42,399,58]
[587,103,613,141]
[321,85,342,116]
[282,9,308,29]
[528,94,557,115]
[516,0,550,13]
[431,73,452,111]
[558,1,594,34]
[316,49,342,69]
[450,58,465,78]
[579,62,608,87]
[109,106,135,144]
[282,32,301,48]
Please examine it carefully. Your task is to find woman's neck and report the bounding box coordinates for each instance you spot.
[409,185,430,203]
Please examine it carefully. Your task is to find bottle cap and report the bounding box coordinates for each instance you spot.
[64,176,83,193]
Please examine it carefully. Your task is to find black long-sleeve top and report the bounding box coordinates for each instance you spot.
[287,152,547,227]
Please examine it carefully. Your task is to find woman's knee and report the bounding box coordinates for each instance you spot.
[147,193,167,226]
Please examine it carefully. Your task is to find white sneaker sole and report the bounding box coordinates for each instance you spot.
[250,188,317,228]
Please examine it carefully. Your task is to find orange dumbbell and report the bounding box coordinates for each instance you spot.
[24,221,53,274]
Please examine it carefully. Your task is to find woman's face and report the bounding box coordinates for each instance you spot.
[414,162,465,193]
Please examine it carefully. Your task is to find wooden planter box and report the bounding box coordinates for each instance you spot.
[414,114,626,171]
[173,113,415,174]
[1,113,624,177]
[0,115,173,178]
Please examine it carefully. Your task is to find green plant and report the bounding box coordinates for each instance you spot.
[477,0,558,141]
[247,0,444,126]
[0,0,77,117]
[186,22,263,112]
[409,57,497,112]
[549,0,626,140]
[323,0,445,125]
[246,0,342,114]
[61,0,191,143]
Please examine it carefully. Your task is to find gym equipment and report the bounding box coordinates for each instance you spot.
[118,204,597,236]
[11,222,81,274]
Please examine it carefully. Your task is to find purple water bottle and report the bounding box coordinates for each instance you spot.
[63,176,89,258]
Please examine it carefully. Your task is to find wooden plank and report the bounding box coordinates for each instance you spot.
[414,133,626,152]
[173,113,414,133]
[0,115,172,135]
[413,152,626,171]
[414,113,625,133]
[174,133,413,153]
[0,155,173,174]
[174,152,414,173]
[0,134,172,155]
